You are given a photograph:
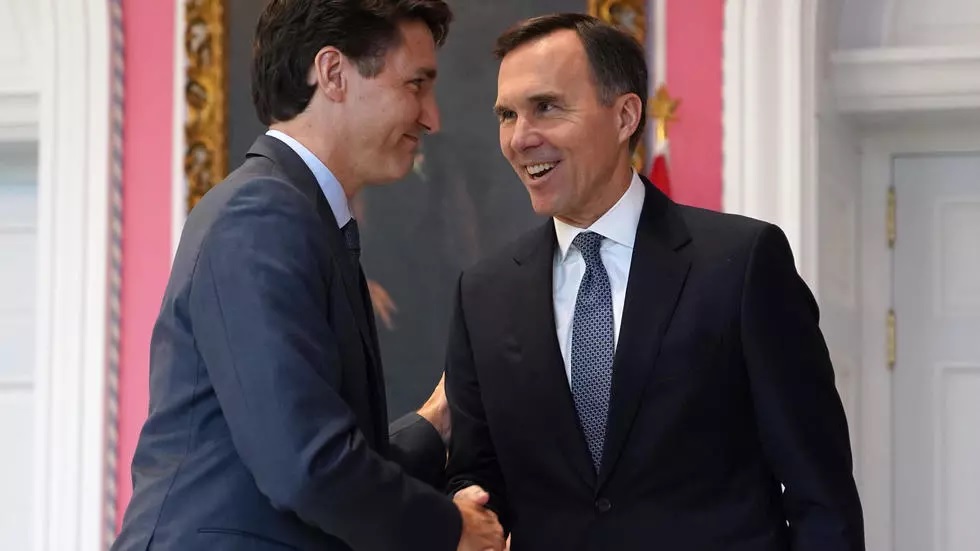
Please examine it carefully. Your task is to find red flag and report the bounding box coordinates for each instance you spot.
[649,152,671,197]
[648,84,678,198]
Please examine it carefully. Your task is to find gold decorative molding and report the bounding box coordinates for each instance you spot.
[588,0,646,42]
[588,0,647,172]
[185,0,228,212]
[650,84,679,146]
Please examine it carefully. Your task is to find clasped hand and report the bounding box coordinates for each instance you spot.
[453,486,506,551]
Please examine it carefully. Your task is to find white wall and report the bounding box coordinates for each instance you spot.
[0,142,39,551]
[0,0,39,141]
[0,1,42,548]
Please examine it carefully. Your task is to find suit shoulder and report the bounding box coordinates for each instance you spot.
[677,204,768,234]
[675,204,774,250]
[175,167,321,268]
[189,168,315,230]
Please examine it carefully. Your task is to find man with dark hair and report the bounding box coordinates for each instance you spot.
[446,13,864,550]
[112,1,503,550]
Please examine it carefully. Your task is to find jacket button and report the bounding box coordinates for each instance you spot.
[595,498,611,513]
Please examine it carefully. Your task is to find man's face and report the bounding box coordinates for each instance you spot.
[495,30,631,226]
[344,20,441,186]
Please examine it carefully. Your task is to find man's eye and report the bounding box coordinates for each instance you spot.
[538,102,555,113]
[497,111,516,123]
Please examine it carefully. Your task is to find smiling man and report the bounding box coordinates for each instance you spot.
[445,13,865,551]
[112,1,503,551]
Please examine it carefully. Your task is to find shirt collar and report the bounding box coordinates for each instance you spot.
[266,129,352,228]
[554,171,646,262]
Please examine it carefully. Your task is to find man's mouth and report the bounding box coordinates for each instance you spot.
[525,161,560,179]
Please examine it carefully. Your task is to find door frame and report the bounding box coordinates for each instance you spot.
[34,1,112,550]
[858,124,980,550]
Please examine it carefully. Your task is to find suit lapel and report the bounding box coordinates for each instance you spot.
[598,180,692,488]
[245,135,384,391]
[512,223,597,488]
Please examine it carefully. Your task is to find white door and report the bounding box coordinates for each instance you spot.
[0,143,37,551]
[893,153,980,551]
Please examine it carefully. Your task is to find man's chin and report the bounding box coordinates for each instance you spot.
[369,161,414,186]
[528,195,559,218]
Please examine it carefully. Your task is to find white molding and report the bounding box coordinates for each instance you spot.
[653,0,667,87]
[858,125,980,551]
[857,136,894,551]
[723,0,816,284]
[933,196,980,318]
[800,0,820,294]
[722,0,745,218]
[171,0,187,260]
[880,0,898,46]
[833,46,980,114]
[34,1,110,550]
[0,0,40,142]
[933,363,980,551]
[0,92,38,142]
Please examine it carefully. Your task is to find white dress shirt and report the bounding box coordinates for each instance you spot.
[553,172,646,383]
[266,129,352,229]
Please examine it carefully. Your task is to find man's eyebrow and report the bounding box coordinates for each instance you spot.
[493,92,564,116]
[413,67,437,80]
[527,92,562,105]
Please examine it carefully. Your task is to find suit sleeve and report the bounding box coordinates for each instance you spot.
[740,223,865,550]
[188,179,461,551]
[444,274,509,530]
[388,412,446,489]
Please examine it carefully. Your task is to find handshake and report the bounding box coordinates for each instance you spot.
[453,486,509,551]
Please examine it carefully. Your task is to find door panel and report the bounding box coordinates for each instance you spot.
[893,153,980,551]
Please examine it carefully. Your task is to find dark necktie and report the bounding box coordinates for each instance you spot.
[341,218,385,439]
[569,231,615,472]
[342,218,361,265]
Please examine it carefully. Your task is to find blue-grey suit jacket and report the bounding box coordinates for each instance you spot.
[112,135,461,551]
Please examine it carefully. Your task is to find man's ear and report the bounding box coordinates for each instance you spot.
[312,46,345,102]
[616,93,642,147]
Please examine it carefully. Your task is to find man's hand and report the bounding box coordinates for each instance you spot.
[417,373,450,444]
[366,279,398,330]
[454,486,504,551]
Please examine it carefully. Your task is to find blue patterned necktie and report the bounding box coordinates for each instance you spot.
[342,219,361,264]
[570,231,615,472]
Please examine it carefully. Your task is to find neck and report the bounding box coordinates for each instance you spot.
[270,118,362,200]
[555,158,634,228]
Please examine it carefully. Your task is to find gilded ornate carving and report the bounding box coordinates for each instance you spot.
[185,0,227,212]
[588,0,648,172]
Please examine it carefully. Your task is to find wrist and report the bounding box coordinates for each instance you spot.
[418,402,451,443]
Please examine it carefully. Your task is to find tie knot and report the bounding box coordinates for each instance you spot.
[572,231,604,265]
[342,219,360,260]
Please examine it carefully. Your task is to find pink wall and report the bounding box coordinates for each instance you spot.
[665,0,724,211]
[116,0,174,529]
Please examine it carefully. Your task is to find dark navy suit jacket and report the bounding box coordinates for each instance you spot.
[446,179,865,550]
[112,135,460,551]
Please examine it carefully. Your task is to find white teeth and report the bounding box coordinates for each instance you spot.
[526,162,558,176]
